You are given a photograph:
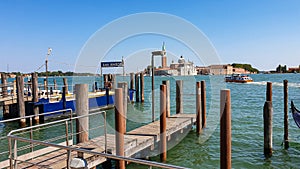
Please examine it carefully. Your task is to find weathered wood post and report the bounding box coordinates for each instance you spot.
[115,88,125,169]
[112,74,116,90]
[162,80,170,117]
[75,84,89,144]
[266,82,272,102]
[176,80,183,114]
[16,76,26,127]
[63,78,68,95]
[160,84,167,162]
[263,101,273,158]
[283,80,289,149]
[32,73,39,124]
[62,87,67,110]
[1,73,9,118]
[201,80,206,128]
[118,82,128,131]
[140,72,144,102]
[43,79,47,90]
[13,80,17,97]
[220,89,231,169]
[196,82,202,134]
[135,73,140,102]
[53,79,57,90]
[130,73,134,90]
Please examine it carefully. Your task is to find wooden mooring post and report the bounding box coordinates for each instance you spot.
[266,82,272,102]
[43,79,47,91]
[201,80,206,128]
[32,73,39,124]
[160,84,167,162]
[118,82,128,131]
[263,101,273,158]
[1,73,9,118]
[162,80,170,117]
[53,79,57,90]
[283,80,289,149]
[135,73,140,102]
[196,82,202,134]
[75,84,89,144]
[16,76,26,127]
[176,80,183,114]
[220,89,231,169]
[140,72,144,102]
[115,88,125,169]
[63,78,68,95]
[130,73,134,90]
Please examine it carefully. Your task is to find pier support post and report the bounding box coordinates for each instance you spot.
[62,87,67,110]
[130,73,134,90]
[135,73,140,102]
[1,73,9,118]
[75,84,89,144]
[196,82,202,134]
[176,80,183,114]
[115,88,125,169]
[266,82,272,102]
[43,79,47,90]
[140,72,144,102]
[118,82,128,131]
[162,81,170,117]
[263,101,273,158]
[53,79,57,90]
[201,81,206,128]
[112,74,116,90]
[283,80,289,149]
[32,73,39,124]
[160,84,167,162]
[63,78,68,95]
[17,76,26,127]
[220,89,231,169]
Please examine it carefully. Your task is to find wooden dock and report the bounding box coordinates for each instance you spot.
[3,113,196,169]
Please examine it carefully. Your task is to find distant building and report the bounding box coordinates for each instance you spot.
[288,67,300,73]
[153,43,197,76]
[233,68,250,74]
[208,65,233,75]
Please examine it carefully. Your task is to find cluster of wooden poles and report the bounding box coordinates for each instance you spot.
[1,72,69,126]
[264,80,290,158]
[113,79,232,169]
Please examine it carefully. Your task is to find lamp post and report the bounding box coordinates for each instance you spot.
[151,50,165,122]
[46,48,52,99]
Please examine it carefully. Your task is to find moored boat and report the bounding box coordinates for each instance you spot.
[225,74,253,83]
[291,101,300,128]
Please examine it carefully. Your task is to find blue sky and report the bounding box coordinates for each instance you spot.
[1,0,300,73]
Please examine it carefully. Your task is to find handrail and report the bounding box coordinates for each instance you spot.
[7,135,188,169]
[0,108,73,124]
[7,110,105,136]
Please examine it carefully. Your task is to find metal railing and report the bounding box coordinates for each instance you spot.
[6,110,107,169]
[0,109,73,161]
[8,131,187,169]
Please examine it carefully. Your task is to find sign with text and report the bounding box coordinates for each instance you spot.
[101,61,124,67]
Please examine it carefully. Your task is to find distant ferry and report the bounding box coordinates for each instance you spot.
[225,74,253,83]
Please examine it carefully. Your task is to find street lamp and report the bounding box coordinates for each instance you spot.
[151,50,165,122]
[45,47,52,99]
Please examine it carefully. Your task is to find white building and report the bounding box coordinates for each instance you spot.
[155,56,197,76]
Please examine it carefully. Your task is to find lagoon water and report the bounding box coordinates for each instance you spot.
[1,74,300,168]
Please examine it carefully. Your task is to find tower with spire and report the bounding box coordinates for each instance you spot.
[161,42,167,68]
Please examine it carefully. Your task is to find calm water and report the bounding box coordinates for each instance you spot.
[1,74,300,168]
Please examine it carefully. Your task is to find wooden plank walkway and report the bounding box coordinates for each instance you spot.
[3,113,196,168]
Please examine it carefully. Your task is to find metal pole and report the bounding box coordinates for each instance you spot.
[152,54,155,122]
